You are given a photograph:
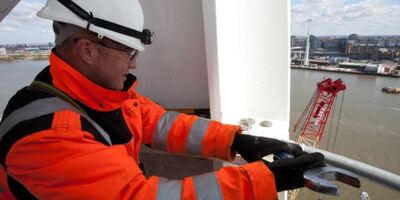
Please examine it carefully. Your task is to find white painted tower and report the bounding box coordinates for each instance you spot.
[304,18,312,66]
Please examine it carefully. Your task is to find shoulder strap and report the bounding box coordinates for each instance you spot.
[30,81,88,116]
[30,80,112,145]
[0,97,75,142]
[0,81,113,200]
[0,81,112,146]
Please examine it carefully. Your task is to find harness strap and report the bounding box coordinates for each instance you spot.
[30,81,88,116]
[29,81,112,145]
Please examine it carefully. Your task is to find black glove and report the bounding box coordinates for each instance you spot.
[266,152,325,192]
[231,133,303,162]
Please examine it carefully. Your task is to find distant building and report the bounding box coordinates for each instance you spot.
[348,33,359,41]
[39,46,52,51]
[321,39,339,50]
[0,48,6,57]
[338,38,347,52]
[377,39,386,47]
[386,40,397,47]
[309,59,330,66]
[338,62,384,74]
[338,62,365,70]
[25,47,40,52]
[347,44,378,54]
[291,36,296,47]
[329,57,349,64]
[293,37,306,48]
[310,35,321,50]
[345,43,388,59]
[364,64,383,74]
[291,48,304,60]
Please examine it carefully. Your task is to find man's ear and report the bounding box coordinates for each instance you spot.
[74,39,97,65]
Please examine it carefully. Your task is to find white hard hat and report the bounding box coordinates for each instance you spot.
[37,0,154,51]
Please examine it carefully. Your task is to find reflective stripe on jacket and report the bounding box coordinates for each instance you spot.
[0,51,277,200]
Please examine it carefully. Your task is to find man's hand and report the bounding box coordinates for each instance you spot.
[231,133,302,162]
[231,133,326,192]
[266,152,325,191]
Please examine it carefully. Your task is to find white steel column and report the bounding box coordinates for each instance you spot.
[202,0,290,132]
[203,1,290,199]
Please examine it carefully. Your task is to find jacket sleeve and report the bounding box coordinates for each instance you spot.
[6,128,277,200]
[135,92,240,161]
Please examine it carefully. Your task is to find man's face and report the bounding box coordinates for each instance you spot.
[78,36,139,90]
[93,42,138,90]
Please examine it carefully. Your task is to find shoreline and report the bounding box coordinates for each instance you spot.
[1,59,399,79]
[291,66,400,78]
[0,54,49,63]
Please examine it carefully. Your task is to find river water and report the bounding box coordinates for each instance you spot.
[291,69,400,199]
[0,61,49,112]
[0,61,399,199]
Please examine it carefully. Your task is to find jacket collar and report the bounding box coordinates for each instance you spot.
[49,51,137,111]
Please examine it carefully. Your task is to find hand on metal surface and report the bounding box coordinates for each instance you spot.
[266,152,325,192]
[231,133,303,163]
[273,150,360,195]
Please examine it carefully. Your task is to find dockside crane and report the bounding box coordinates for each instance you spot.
[289,78,346,200]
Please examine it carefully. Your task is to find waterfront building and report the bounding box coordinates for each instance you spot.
[386,40,398,47]
[291,35,296,47]
[329,57,349,64]
[0,48,6,57]
[378,39,386,47]
[347,43,378,54]
[364,64,383,74]
[345,42,394,60]
[24,47,40,52]
[348,33,359,41]
[321,39,339,50]
[310,35,321,50]
[338,38,348,52]
[338,62,365,71]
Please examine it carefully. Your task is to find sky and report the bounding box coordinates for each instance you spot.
[292,0,400,36]
[0,0,399,44]
[0,0,51,44]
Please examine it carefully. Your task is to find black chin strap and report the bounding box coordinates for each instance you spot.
[57,0,154,45]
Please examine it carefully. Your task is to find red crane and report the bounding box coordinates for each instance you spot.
[289,78,346,200]
[294,78,346,147]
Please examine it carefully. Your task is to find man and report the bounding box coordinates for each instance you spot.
[0,0,324,199]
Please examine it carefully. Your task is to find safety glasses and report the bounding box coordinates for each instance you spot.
[73,36,139,61]
[92,41,139,61]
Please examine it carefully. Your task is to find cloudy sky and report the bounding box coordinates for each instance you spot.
[0,0,399,44]
[292,0,400,36]
[0,0,50,44]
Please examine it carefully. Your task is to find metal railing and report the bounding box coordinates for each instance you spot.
[301,144,400,191]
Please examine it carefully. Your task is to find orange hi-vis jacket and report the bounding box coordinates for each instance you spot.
[0,51,277,200]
